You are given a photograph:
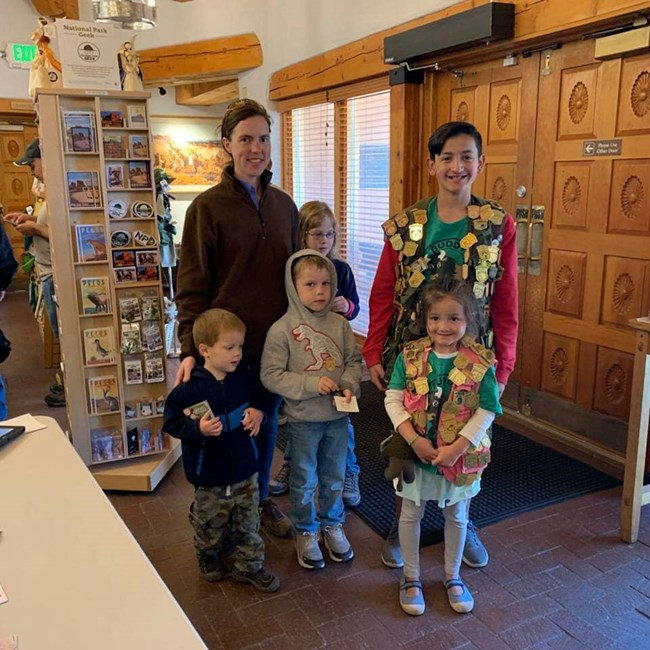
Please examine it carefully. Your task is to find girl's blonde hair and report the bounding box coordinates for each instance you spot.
[298,200,340,259]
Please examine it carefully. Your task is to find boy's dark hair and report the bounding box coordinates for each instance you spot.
[428,121,483,159]
[193,308,245,349]
[420,277,480,338]
[291,254,331,284]
[220,98,271,140]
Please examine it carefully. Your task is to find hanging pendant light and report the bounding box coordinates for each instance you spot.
[92,0,157,30]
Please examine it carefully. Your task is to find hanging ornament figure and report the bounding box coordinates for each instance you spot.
[118,37,144,92]
[28,16,62,99]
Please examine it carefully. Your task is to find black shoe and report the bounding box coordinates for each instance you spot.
[232,566,280,593]
[44,393,66,407]
[197,554,228,582]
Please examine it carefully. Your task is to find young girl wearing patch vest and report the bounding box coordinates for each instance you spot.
[384,278,502,616]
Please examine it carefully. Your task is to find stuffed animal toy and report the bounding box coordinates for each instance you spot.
[380,433,419,491]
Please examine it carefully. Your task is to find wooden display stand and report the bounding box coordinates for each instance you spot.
[620,317,650,543]
[36,88,180,491]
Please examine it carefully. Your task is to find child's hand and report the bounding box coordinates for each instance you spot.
[411,436,436,463]
[331,296,349,314]
[199,412,222,437]
[340,388,353,404]
[431,437,470,467]
[317,376,338,395]
[241,407,264,436]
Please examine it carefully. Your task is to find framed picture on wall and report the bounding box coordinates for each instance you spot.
[150,115,228,193]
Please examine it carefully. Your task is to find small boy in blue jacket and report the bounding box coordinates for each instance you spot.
[164,308,280,592]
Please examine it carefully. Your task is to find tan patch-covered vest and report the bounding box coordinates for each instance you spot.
[402,335,494,486]
[381,195,506,378]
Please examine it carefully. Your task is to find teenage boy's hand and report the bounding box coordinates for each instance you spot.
[199,412,223,437]
[368,364,387,392]
[174,356,196,386]
[317,376,338,395]
[241,407,264,436]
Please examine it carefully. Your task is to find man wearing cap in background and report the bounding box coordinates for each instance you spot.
[5,138,65,407]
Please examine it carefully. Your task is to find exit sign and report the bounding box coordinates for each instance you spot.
[7,43,38,69]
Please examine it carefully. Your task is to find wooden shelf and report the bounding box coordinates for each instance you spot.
[91,439,182,491]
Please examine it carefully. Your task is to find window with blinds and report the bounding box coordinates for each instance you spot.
[289,103,335,208]
[340,91,390,335]
[284,88,390,337]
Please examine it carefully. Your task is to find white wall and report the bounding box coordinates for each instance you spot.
[1,0,460,236]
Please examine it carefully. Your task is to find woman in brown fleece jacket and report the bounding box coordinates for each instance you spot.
[174,98,300,539]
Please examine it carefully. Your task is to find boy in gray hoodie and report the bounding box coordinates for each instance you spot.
[261,250,362,569]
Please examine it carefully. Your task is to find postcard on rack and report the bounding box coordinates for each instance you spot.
[101,110,123,127]
[106,163,125,189]
[62,110,97,152]
[88,375,120,415]
[124,358,143,384]
[129,134,149,158]
[128,160,151,188]
[75,223,107,262]
[83,326,116,366]
[67,171,102,208]
[127,104,147,128]
[102,133,124,158]
[80,276,111,314]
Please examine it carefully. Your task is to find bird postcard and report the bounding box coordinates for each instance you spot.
[83,326,116,366]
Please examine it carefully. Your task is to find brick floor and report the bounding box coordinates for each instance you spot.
[4,290,650,649]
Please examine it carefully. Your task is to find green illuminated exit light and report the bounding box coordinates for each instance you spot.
[12,43,37,63]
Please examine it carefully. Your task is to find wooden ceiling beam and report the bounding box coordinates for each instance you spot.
[31,0,78,19]
[139,34,262,86]
[175,80,239,106]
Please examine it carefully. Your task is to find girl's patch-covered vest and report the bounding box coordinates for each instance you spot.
[402,335,495,487]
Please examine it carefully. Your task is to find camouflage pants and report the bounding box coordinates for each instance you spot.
[189,474,264,574]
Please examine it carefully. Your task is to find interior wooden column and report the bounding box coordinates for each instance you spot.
[389,78,424,215]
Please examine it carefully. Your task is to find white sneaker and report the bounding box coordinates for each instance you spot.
[323,524,354,563]
[296,531,325,570]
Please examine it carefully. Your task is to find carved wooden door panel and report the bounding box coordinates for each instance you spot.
[0,130,31,266]
[528,39,650,453]
[435,54,541,410]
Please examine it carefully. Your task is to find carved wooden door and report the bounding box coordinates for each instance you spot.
[435,53,541,412]
[436,39,650,454]
[0,130,31,270]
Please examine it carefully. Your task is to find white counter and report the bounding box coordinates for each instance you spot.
[0,417,207,649]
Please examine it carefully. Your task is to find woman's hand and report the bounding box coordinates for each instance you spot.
[241,407,264,436]
[174,356,196,387]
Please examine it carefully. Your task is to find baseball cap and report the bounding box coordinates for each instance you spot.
[14,139,41,166]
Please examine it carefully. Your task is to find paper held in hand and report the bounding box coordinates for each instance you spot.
[333,395,359,413]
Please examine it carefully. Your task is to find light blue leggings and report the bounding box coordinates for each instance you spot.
[399,497,469,580]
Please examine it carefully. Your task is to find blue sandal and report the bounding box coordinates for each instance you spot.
[399,576,425,616]
[444,578,474,613]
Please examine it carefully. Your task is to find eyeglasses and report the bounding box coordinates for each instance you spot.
[307,230,335,240]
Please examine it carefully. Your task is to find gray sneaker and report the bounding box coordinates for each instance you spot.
[268,462,290,497]
[462,520,488,568]
[296,531,325,570]
[323,524,354,563]
[342,471,361,507]
[381,535,404,568]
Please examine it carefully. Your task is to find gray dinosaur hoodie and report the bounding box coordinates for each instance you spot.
[261,249,362,423]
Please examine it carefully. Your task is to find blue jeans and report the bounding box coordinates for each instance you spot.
[0,373,7,420]
[288,417,348,534]
[284,418,360,475]
[246,354,282,501]
[41,275,59,339]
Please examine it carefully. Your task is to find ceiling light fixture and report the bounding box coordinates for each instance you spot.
[92,0,157,30]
